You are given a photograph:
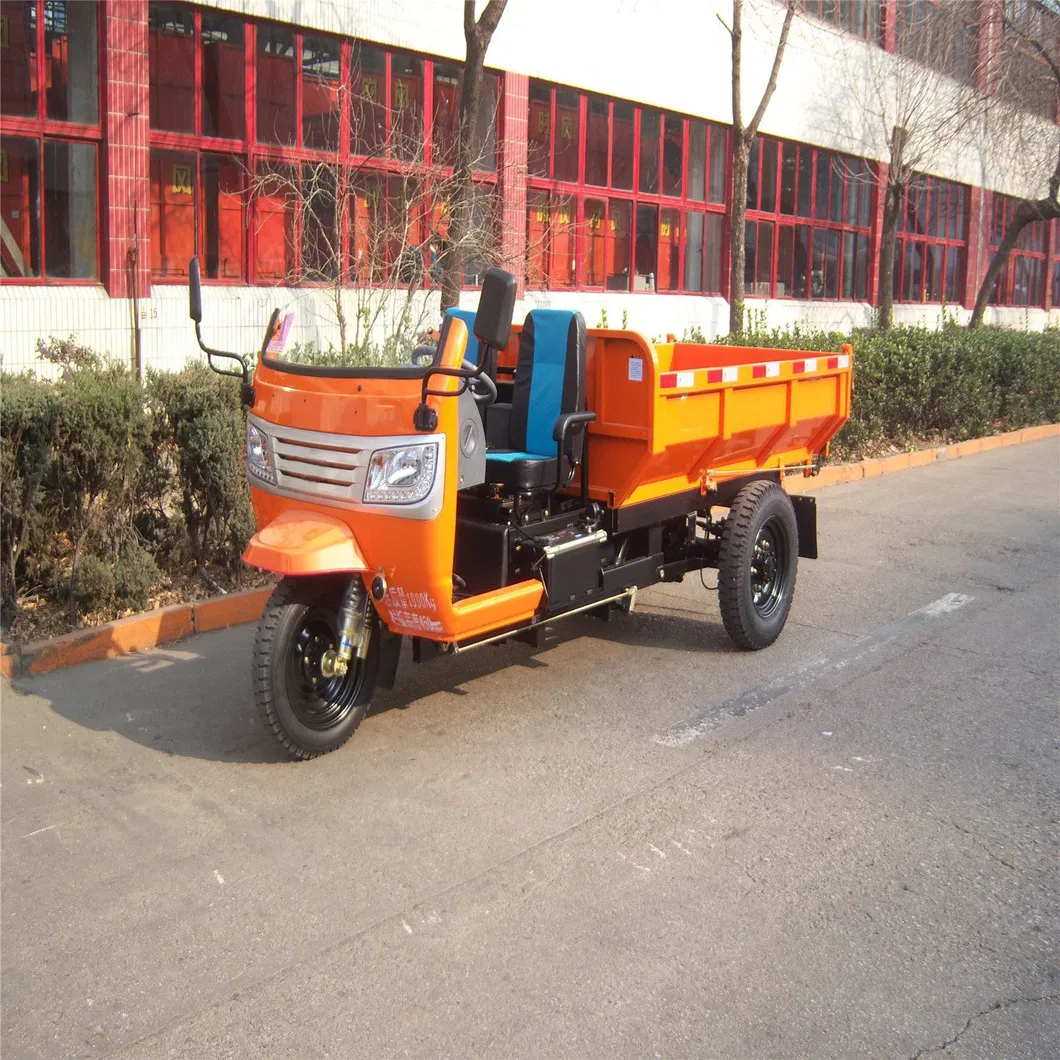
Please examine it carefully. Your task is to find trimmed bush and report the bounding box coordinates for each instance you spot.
[73,554,115,612]
[115,543,161,610]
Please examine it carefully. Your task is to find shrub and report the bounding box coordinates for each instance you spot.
[73,554,115,612]
[0,374,60,615]
[115,543,161,610]
[147,365,253,573]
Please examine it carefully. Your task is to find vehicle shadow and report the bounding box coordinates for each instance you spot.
[21,602,732,765]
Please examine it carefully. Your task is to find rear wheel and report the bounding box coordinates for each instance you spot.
[253,577,380,760]
[717,480,798,651]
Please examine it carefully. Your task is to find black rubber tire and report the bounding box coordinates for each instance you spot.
[717,480,798,651]
[253,576,380,760]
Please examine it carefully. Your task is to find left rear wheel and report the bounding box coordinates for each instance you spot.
[253,576,380,760]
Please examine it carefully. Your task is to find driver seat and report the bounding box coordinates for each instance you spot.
[485,309,587,491]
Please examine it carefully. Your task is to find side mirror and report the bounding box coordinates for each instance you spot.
[188,256,202,323]
[473,268,516,351]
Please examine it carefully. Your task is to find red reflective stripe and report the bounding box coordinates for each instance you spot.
[660,372,677,388]
[827,357,839,369]
[752,365,767,379]
[793,360,805,373]
[707,368,723,383]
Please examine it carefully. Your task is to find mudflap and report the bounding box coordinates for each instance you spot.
[377,627,404,690]
[790,494,818,560]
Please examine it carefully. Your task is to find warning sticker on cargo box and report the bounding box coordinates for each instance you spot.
[628,357,643,382]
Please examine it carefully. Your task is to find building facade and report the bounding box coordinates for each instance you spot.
[1,0,1057,375]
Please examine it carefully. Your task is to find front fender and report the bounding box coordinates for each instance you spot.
[243,510,368,576]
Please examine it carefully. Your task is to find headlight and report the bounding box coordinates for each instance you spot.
[246,423,274,482]
[364,443,438,504]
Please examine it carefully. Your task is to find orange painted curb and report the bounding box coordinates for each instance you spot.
[906,449,938,469]
[194,587,273,633]
[24,604,194,676]
[0,654,14,680]
[1021,423,1060,443]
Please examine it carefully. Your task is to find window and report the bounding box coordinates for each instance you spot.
[988,194,1048,308]
[893,173,968,303]
[804,0,882,42]
[351,44,386,157]
[257,25,296,145]
[391,53,423,161]
[302,34,340,151]
[995,1,1060,121]
[201,12,244,139]
[525,80,727,292]
[1,1,101,282]
[894,0,980,86]
[745,135,873,300]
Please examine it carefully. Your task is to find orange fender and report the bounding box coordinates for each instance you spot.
[243,510,368,576]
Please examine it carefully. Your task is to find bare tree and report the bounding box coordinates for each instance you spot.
[723,0,799,335]
[439,0,508,311]
[843,0,986,327]
[245,69,506,365]
[970,1,1060,327]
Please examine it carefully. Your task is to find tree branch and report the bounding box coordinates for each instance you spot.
[746,0,799,141]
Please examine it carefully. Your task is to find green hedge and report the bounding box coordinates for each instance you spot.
[1,359,252,625]
[2,325,1058,628]
[705,323,1060,456]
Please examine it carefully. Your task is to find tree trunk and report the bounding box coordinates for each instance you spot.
[969,196,1060,327]
[439,1,507,312]
[729,141,749,335]
[876,180,902,330]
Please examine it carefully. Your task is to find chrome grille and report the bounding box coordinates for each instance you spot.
[260,419,369,503]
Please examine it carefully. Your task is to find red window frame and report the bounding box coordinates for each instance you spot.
[893,0,980,86]
[893,173,968,304]
[525,79,728,295]
[0,0,103,285]
[744,135,875,302]
[803,0,883,43]
[147,4,501,290]
[988,193,1050,308]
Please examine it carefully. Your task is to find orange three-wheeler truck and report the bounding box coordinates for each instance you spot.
[188,261,852,760]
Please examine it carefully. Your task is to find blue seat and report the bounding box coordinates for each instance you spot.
[445,307,485,368]
[485,309,588,490]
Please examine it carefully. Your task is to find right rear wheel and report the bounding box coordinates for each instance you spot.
[717,480,798,651]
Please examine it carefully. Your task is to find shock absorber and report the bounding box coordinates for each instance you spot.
[320,579,371,678]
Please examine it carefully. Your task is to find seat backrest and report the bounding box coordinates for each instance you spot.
[444,308,482,365]
[510,309,586,457]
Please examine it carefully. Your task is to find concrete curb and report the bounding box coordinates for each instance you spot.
[2,423,1057,678]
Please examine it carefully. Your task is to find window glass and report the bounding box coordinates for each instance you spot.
[302,34,340,151]
[777,225,794,297]
[684,211,704,291]
[606,198,631,289]
[707,124,726,204]
[829,158,843,223]
[634,203,657,289]
[688,121,706,202]
[201,12,244,139]
[528,81,551,178]
[659,207,680,290]
[760,138,777,214]
[433,63,460,167]
[814,151,831,219]
[388,177,425,283]
[201,153,244,280]
[704,212,723,294]
[254,162,296,281]
[586,96,609,187]
[462,184,497,284]
[639,109,660,194]
[351,45,386,157]
[756,220,773,292]
[797,147,812,218]
[150,3,195,133]
[44,1,99,124]
[746,136,759,210]
[842,230,856,299]
[792,224,809,298]
[844,159,861,225]
[1,1,37,116]
[391,53,423,161]
[41,140,96,278]
[0,137,41,277]
[663,115,683,197]
[549,194,576,285]
[350,177,384,284]
[300,164,338,279]
[553,88,580,182]
[856,234,869,300]
[744,220,757,296]
[585,198,607,285]
[150,148,196,278]
[257,25,296,144]
[780,142,797,215]
[611,101,634,190]
[526,190,549,286]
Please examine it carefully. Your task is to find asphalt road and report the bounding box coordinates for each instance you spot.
[2,439,1058,1060]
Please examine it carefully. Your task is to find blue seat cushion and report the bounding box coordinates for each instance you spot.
[485,450,558,490]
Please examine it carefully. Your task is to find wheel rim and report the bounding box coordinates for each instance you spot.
[283,605,368,731]
[750,517,792,620]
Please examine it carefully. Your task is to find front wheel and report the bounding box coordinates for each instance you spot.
[717,480,798,651]
[253,577,380,760]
